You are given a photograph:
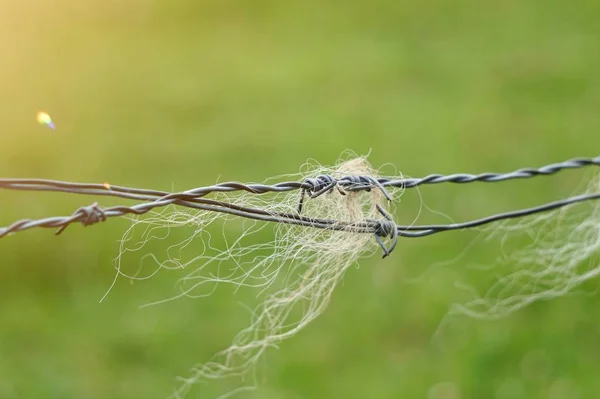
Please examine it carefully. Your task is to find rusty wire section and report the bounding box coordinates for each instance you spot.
[1,155,600,257]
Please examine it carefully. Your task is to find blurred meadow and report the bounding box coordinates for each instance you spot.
[1,0,600,398]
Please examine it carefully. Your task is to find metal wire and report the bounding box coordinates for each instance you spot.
[1,154,599,257]
[381,156,600,188]
[3,155,599,198]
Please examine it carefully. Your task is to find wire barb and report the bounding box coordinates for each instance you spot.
[55,202,107,235]
[298,174,394,214]
[298,175,344,214]
[340,175,393,202]
[373,204,398,258]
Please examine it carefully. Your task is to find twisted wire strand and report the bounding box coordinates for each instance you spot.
[2,155,599,200]
[383,156,600,188]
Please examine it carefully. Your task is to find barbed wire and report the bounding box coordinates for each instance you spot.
[3,155,599,198]
[1,155,599,257]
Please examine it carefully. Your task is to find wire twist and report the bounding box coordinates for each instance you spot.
[384,156,600,188]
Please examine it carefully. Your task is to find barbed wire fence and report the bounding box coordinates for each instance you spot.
[2,153,600,398]
[2,155,600,245]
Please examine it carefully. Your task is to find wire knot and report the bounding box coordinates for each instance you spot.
[298,174,393,215]
[304,175,339,196]
[298,175,342,214]
[374,219,395,238]
[55,202,107,235]
[372,204,398,258]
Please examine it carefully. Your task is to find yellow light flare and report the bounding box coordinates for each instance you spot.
[36,111,55,129]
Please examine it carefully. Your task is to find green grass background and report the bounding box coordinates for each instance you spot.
[1,1,600,398]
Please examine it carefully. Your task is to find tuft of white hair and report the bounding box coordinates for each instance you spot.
[109,152,403,398]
